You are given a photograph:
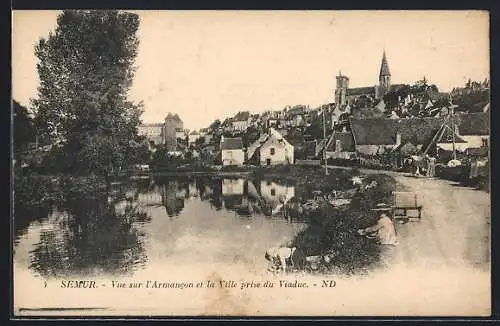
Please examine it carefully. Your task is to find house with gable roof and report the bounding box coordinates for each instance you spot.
[247,128,294,166]
[220,136,244,166]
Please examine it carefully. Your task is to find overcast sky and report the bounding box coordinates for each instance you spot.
[12,10,489,130]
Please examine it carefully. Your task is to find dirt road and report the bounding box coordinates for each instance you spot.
[327,165,490,270]
[377,172,490,271]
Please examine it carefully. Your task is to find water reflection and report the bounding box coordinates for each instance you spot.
[151,177,299,219]
[14,177,304,279]
[27,191,150,278]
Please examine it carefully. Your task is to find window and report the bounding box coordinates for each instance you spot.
[270,148,275,155]
[482,138,488,148]
[270,189,276,196]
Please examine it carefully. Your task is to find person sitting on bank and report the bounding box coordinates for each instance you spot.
[357,204,398,246]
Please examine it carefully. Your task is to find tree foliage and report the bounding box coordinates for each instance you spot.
[13,100,36,153]
[32,10,144,176]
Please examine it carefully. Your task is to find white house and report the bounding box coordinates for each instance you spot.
[232,111,251,132]
[220,136,244,166]
[232,120,250,132]
[456,112,489,150]
[247,128,294,165]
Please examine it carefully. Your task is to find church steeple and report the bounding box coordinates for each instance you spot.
[379,50,391,78]
[377,50,391,99]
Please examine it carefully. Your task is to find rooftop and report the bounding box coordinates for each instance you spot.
[326,132,355,152]
[220,137,243,150]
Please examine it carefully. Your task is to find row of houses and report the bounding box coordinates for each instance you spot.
[324,112,489,165]
[219,111,488,167]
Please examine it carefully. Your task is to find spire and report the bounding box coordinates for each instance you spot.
[379,50,391,77]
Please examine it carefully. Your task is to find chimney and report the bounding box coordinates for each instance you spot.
[335,140,342,153]
[396,132,401,146]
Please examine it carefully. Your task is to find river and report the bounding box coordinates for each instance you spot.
[13,177,308,309]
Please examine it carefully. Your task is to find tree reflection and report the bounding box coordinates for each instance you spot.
[29,189,150,278]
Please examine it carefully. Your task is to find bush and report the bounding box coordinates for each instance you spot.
[291,205,382,275]
[290,173,397,275]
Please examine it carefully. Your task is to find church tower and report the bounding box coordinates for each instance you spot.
[377,50,391,99]
[334,71,349,106]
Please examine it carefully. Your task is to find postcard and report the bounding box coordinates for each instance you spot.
[12,10,490,317]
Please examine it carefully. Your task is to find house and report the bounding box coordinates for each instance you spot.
[247,128,294,166]
[220,136,244,166]
[286,106,307,127]
[350,117,445,155]
[232,111,251,131]
[456,112,489,150]
[138,123,164,145]
[324,131,356,160]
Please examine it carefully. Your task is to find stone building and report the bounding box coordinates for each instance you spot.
[334,51,403,107]
[138,113,184,152]
[164,113,184,152]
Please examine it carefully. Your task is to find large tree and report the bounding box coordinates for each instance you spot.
[13,100,35,153]
[32,10,143,176]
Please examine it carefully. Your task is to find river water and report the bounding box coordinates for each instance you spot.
[14,176,314,313]
[13,175,490,316]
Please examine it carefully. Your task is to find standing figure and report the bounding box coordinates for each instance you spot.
[427,155,436,177]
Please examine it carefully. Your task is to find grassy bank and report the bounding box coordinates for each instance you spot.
[290,173,398,275]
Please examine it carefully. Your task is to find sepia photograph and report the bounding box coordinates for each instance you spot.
[12,10,490,317]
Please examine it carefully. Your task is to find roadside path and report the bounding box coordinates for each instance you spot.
[328,164,490,270]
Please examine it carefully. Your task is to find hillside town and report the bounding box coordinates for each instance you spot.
[13,11,491,317]
[133,51,489,185]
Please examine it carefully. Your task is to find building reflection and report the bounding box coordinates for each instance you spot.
[160,180,186,218]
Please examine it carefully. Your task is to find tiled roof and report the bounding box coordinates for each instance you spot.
[221,137,243,150]
[457,112,489,136]
[303,140,317,157]
[326,132,355,152]
[350,117,445,146]
[347,87,376,96]
[389,84,406,92]
[234,111,250,121]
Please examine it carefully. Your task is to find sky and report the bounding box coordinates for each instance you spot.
[12,10,490,131]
